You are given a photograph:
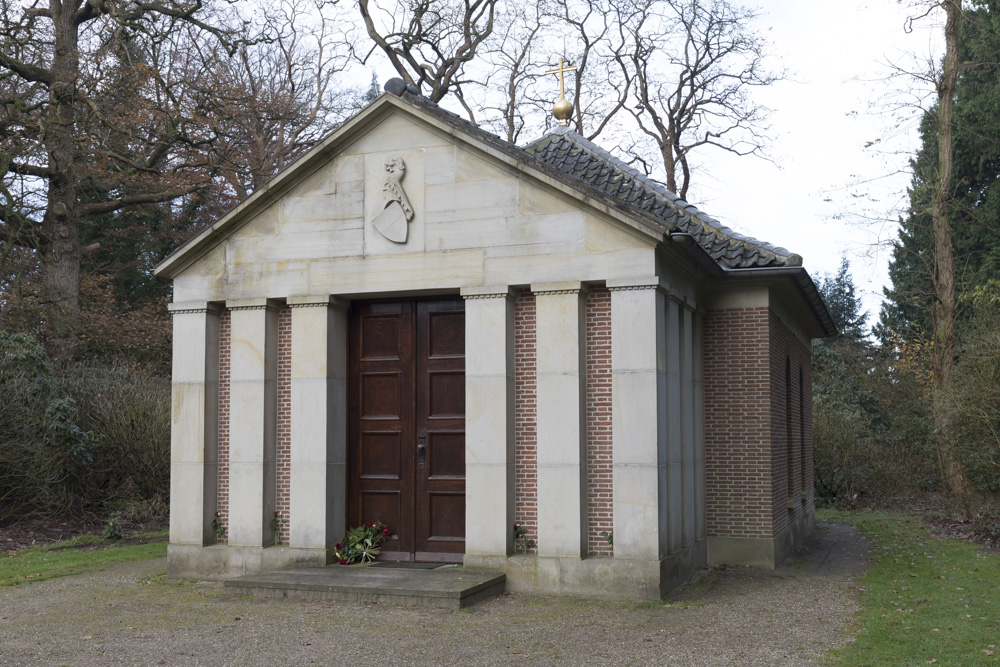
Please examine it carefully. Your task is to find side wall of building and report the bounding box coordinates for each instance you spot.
[702,294,815,567]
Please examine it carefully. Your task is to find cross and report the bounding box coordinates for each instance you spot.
[544,57,577,126]
[544,56,577,102]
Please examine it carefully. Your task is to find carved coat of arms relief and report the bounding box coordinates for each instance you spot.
[371,157,414,243]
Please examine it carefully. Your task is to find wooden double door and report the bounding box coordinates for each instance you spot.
[347,297,466,562]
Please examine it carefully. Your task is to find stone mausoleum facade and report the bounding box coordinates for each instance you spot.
[155,85,835,599]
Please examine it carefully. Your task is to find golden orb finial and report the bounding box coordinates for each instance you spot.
[544,57,578,127]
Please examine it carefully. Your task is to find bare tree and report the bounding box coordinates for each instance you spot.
[616,0,782,201]
[927,0,968,495]
[467,1,550,142]
[550,0,632,141]
[357,0,497,105]
[0,0,252,361]
[203,0,363,199]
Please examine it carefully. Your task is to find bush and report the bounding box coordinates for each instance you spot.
[0,332,170,524]
[812,337,938,504]
[950,284,1000,493]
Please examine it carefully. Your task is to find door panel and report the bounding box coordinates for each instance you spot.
[414,299,465,559]
[348,297,465,562]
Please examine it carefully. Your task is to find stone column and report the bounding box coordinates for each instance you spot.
[167,302,223,546]
[664,296,683,554]
[608,278,665,561]
[533,282,587,559]
[226,298,280,547]
[693,309,707,545]
[462,286,516,558]
[288,296,349,554]
[680,302,696,549]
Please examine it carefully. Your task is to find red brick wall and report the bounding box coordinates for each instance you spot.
[514,291,538,554]
[276,306,292,545]
[768,312,813,531]
[703,306,773,539]
[217,310,231,541]
[586,288,613,556]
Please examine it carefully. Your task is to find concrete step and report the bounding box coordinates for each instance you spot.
[224,564,506,609]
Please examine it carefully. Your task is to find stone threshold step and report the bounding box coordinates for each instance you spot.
[224,566,506,609]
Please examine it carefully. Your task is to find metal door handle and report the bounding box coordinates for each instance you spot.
[417,434,426,466]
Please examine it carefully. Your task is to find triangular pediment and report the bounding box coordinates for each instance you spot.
[155,94,665,281]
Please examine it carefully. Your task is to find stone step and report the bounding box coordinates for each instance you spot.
[223,565,506,609]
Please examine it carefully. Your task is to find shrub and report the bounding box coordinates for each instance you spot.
[0,333,170,524]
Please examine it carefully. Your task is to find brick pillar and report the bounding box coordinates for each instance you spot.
[514,292,538,554]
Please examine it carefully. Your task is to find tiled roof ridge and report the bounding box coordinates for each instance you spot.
[521,127,802,270]
[395,89,801,270]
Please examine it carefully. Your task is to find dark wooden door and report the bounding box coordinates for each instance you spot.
[348,297,465,562]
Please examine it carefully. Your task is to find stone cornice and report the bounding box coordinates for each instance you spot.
[460,285,516,300]
[167,301,225,315]
[287,295,350,309]
[228,303,282,312]
[530,280,586,296]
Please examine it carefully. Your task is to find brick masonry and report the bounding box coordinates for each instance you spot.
[703,306,774,540]
[768,311,813,533]
[276,306,292,545]
[216,310,231,541]
[586,287,613,556]
[703,306,813,541]
[514,291,538,554]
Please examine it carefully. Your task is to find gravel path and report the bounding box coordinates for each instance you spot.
[0,521,872,666]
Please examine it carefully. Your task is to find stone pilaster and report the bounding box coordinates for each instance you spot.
[532,282,587,559]
[287,296,349,553]
[167,302,223,546]
[608,279,665,561]
[462,286,516,557]
[226,298,280,547]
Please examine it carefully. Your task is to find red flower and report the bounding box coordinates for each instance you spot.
[382,527,391,536]
[338,559,347,566]
[335,543,342,550]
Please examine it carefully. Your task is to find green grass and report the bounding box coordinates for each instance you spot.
[0,530,168,587]
[822,508,1000,665]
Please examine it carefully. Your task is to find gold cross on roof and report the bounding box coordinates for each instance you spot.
[544,56,577,126]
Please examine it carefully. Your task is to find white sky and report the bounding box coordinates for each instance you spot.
[686,0,943,327]
[355,1,945,328]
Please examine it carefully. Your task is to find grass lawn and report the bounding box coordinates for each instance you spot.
[0,530,168,587]
[822,508,1000,665]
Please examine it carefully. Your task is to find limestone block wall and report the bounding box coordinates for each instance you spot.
[703,306,773,541]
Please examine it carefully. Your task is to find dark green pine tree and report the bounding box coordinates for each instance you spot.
[877,0,1000,347]
[818,257,868,339]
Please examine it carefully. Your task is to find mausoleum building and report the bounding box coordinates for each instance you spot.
[155,83,835,599]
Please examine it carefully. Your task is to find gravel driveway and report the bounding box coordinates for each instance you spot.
[0,521,872,666]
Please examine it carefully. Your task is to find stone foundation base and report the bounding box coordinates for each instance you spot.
[167,544,333,579]
[708,503,815,568]
[464,539,707,599]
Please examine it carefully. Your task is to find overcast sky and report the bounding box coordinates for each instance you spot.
[355,1,944,328]
[687,0,944,327]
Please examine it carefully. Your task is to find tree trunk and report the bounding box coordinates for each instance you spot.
[932,0,969,496]
[41,1,83,363]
